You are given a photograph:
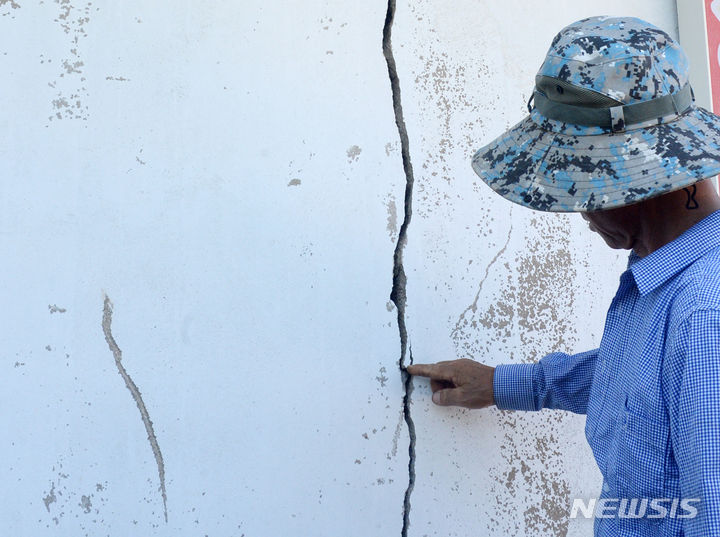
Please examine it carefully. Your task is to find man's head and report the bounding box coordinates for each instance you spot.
[581,178,720,256]
[471,16,720,213]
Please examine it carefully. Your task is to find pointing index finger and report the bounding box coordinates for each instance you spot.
[406,363,454,381]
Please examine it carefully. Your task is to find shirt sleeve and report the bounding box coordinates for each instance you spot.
[664,309,720,536]
[493,348,598,414]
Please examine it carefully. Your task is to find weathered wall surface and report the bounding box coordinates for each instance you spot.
[0,1,676,536]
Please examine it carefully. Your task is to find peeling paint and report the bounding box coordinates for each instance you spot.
[0,0,19,17]
[287,178,302,187]
[388,406,405,460]
[43,483,57,512]
[80,494,92,514]
[47,0,95,123]
[102,294,168,523]
[346,145,362,163]
[376,365,388,388]
[451,220,513,344]
[451,216,579,535]
[412,32,487,219]
[386,195,398,242]
[48,304,67,314]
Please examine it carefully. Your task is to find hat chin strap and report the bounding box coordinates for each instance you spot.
[532,83,694,133]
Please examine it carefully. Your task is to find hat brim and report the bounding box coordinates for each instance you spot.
[471,106,720,212]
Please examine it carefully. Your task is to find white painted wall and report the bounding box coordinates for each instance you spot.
[677,0,713,110]
[0,1,677,536]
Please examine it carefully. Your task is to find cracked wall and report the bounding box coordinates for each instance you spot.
[0,1,677,536]
[396,1,677,536]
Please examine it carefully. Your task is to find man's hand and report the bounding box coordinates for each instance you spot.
[406,359,495,409]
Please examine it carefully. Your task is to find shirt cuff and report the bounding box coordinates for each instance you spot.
[493,363,538,411]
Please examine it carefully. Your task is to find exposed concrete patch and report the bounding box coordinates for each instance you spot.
[287,178,302,187]
[382,1,417,534]
[102,294,168,523]
[48,304,67,314]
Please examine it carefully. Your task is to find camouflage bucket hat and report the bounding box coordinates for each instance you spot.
[471,16,720,212]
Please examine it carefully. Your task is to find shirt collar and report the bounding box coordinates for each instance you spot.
[630,210,720,296]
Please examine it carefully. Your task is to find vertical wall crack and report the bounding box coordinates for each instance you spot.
[382,2,416,536]
[102,294,168,523]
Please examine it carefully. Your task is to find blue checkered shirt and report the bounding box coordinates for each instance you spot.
[493,210,720,536]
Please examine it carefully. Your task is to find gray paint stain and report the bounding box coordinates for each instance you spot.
[386,196,397,242]
[0,0,19,17]
[413,46,486,219]
[388,406,404,459]
[102,294,168,523]
[47,0,94,123]
[376,366,388,388]
[61,59,83,75]
[48,304,67,314]
[41,460,111,531]
[451,221,513,342]
[43,483,57,512]
[452,216,578,535]
[79,494,92,514]
[346,145,362,163]
[287,178,302,187]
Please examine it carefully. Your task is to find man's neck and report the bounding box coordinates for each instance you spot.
[634,180,720,257]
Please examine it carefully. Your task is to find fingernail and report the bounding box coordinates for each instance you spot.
[432,392,439,404]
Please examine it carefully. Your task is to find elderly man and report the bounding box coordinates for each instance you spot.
[407,16,720,536]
